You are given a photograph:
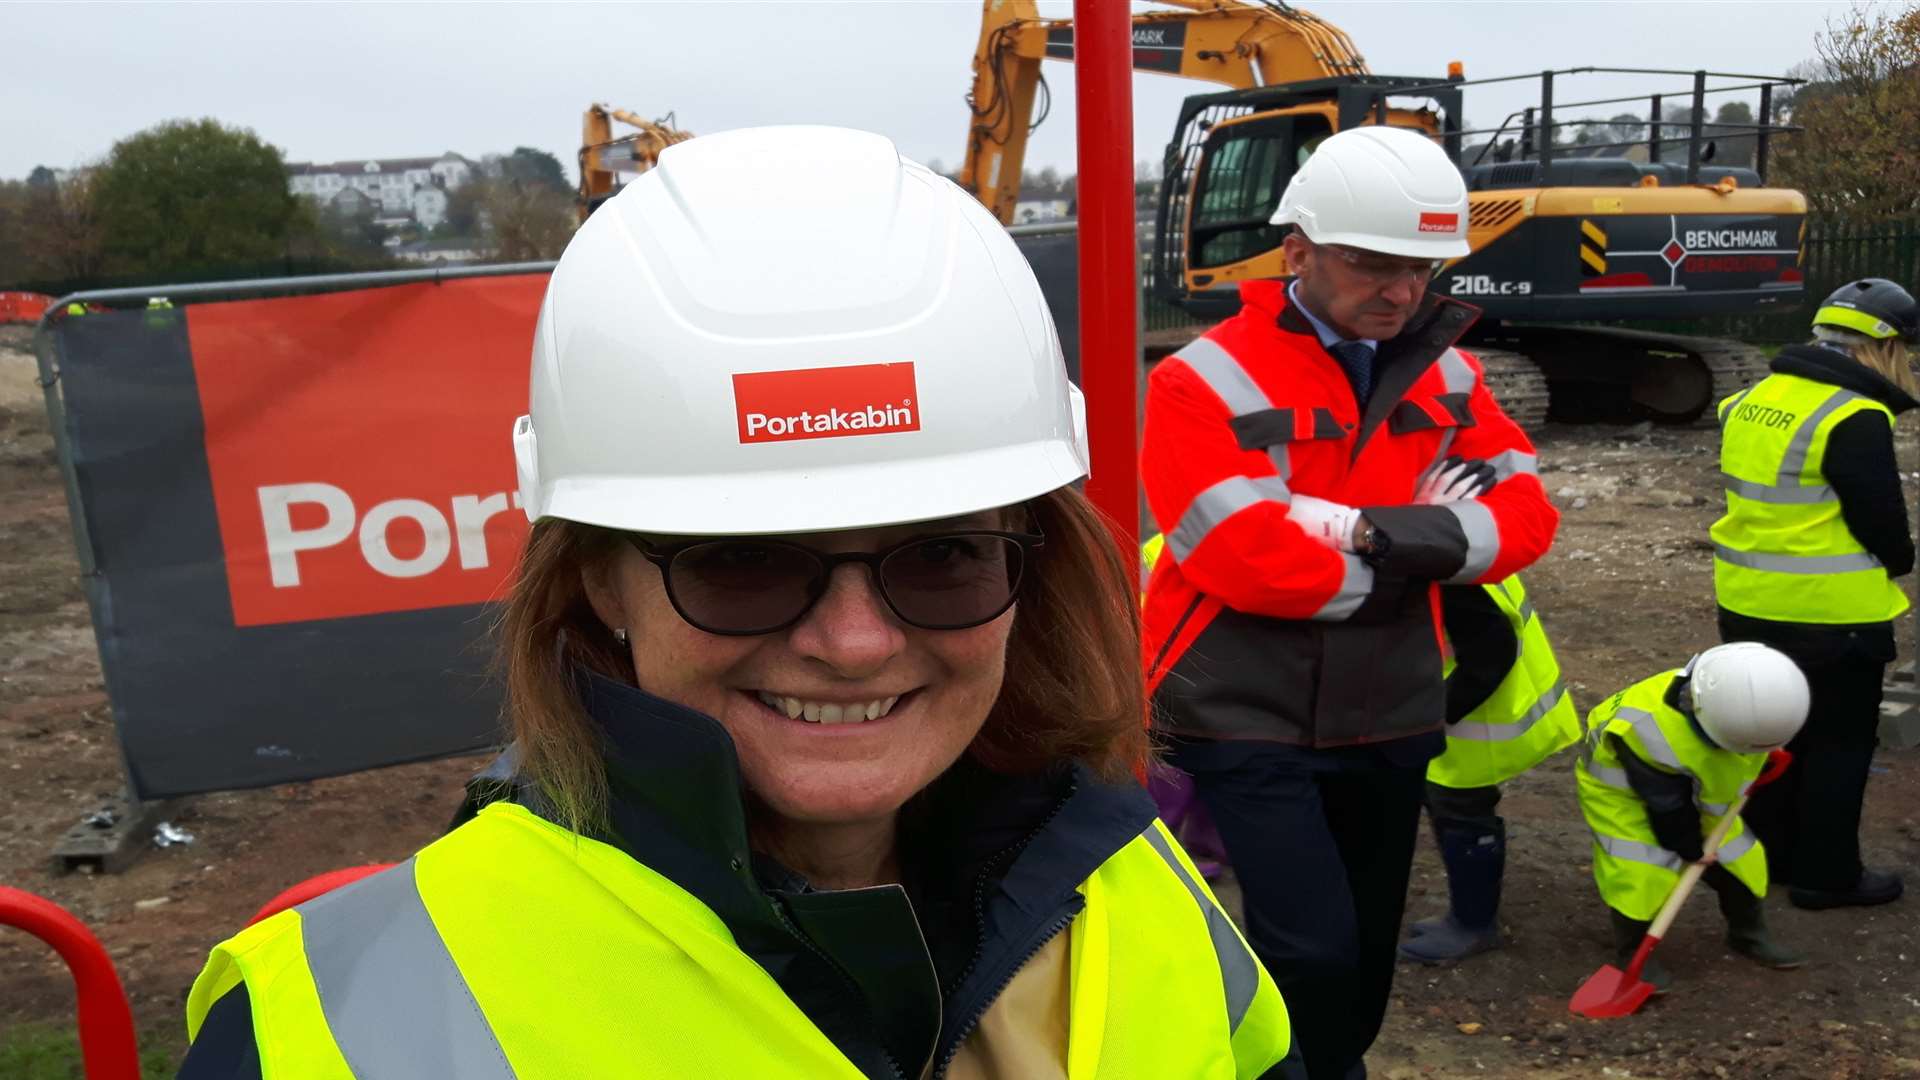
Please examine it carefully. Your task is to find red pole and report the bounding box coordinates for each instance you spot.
[0,887,141,1080]
[1073,0,1139,557]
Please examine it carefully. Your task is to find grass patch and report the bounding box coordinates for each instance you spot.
[0,1023,183,1080]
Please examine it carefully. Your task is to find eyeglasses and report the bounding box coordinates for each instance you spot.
[629,529,1043,636]
[1314,242,1445,286]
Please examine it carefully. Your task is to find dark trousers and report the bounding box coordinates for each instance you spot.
[1719,615,1888,890]
[1173,741,1427,1080]
[1424,781,1501,831]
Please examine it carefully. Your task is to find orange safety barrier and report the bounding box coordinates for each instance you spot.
[0,291,55,324]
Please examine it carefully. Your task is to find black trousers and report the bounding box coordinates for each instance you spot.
[1719,614,1889,890]
[1424,781,1501,831]
[1173,741,1427,1080]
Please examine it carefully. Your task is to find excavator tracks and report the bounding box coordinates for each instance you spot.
[1470,347,1551,432]
[1470,324,1772,427]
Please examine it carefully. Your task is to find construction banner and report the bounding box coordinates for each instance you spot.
[45,274,547,798]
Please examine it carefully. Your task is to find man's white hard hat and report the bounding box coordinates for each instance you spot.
[1270,125,1472,260]
[1687,642,1810,754]
[513,125,1088,536]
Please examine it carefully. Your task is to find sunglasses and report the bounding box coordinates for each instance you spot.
[628,529,1043,636]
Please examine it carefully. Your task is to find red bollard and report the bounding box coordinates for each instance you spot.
[1072,0,1141,559]
[0,887,141,1080]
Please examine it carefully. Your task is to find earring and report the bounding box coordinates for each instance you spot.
[613,628,630,645]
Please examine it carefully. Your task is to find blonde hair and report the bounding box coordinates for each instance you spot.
[496,486,1150,836]
[1813,326,1920,397]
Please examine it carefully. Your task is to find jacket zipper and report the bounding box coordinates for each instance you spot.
[927,781,1078,1078]
[770,900,909,1080]
[929,902,1080,1079]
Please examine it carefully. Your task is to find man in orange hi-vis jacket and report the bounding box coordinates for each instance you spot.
[1142,127,1558,1080]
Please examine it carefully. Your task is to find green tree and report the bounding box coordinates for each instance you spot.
[1773,3,1920,219]
[500,147,571,195]
[22,170,106,282]
[91,118,303,276]
[474,178,574,261]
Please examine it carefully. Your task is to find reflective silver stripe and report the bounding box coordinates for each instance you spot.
[1311,555,1375,621]
[1485,449,1538,483]
[1718,386,1753,424]
[1594,833,1684,871]
[1777,388,1862,486]
[1167,475,1292,561]
[1140,824,1257,1032]
[1516,598,1537,624]
[1616,706,1687,773]
[1722,473,1836,504]
[1443,500,1499,583]
[1699,800,1732,817]
[1714,544,1882,574]
[1437,347,1478,394]
[1717,827,1758,863]
[1584,761,1634,791]
[1450,681,1567,742]
[301,860,516,1079]
[1174,337,1272,417]
[1172,335,1294,481]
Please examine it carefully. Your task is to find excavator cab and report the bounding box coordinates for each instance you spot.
[1177,85,1448,297]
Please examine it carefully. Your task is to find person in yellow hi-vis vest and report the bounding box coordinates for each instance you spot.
[1577,643,1810,991]
[1399,575,1581,964]
[1713,278,1919,912]
[177,128,1295,1080]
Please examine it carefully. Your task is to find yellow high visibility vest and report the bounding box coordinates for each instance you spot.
[187,802,1291,1079]
[1427,575,1581,790]
[1712,372,1908,623]
[1575,672,1769,921]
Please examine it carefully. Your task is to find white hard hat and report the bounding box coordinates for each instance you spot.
[1686,643,1810,754]
[1269,126,1471,260]
[514,125,1088,536]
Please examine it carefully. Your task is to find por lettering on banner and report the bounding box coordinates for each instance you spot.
[189,279,542,626]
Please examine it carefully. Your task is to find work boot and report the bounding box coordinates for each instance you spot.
[1608,909,1672,994]
[1721,890,1805,969]
[1400,822,1505,964]
[1789,868,1905,910]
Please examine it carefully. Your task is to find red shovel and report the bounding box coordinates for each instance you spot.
[1569,748,1793,1019]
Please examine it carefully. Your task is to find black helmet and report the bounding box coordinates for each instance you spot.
[1813,278,1919,344]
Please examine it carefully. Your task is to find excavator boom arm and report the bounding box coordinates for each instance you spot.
[961,0,1368,223]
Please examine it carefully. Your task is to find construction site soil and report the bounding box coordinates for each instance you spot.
[3,322,1917,1077]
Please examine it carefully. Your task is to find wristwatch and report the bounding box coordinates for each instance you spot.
[1356,521,1391,564]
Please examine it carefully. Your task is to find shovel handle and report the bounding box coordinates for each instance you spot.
[1639,749,1788,945]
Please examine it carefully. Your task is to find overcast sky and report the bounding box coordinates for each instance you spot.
[3,1,1865,183]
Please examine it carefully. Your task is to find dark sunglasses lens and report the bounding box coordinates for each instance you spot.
[878,535,1023,629]
[668,542,822,633]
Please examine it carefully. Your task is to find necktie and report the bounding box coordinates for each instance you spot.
[1329,341,1376,406]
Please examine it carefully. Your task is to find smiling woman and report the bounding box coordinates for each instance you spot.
[175,125,1298,1080]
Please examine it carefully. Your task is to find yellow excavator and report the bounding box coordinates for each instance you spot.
[577,104,696,222]
[963,0,1808,426]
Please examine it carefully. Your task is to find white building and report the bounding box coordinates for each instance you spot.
[287,152,473,225]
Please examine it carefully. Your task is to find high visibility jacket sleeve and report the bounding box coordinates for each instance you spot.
[1439,584,1515,724]
[1142,362,1376,621]
[1365,357,1559,585]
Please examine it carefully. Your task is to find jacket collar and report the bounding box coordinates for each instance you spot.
[1772,343,1920,414]
[464,667,1156,1075]
[1244,278,1481,455]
